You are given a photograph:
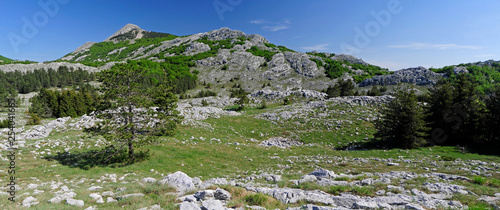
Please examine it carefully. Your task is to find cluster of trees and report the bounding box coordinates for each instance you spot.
[323,79,389,98]
[178,90,217,99]
[366,86,388,96]
[375,74,500,150]
[116,60,197,94]
[0,87,17,107]
[29,85,102,118]
[324,79,357,98]
[0,67,96,94]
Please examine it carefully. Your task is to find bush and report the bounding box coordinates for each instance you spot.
[244,193,268,206]
[283,97,291,105]
[472,176,486,185]
[26,112,41,125]
[0,119,9,128]
[201,99,209,106]
[367,86,382,96]
[259,100,267,109]
[440,156,457,161]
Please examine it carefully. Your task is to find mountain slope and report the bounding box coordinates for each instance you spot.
[0,55,13,63]
[59,24,391,92]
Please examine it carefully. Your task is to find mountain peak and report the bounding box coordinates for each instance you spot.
[104,23,144,42]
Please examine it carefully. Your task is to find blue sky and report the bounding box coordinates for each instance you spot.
[1,0,500,70]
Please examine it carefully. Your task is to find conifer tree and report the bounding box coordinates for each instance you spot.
[485,86,500,147]
[85,61,182,161]
[374,88,429,149]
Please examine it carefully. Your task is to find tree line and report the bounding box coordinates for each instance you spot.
[0,66,96,94]
[323,79,388,98]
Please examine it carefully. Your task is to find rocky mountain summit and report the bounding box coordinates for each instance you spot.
[104,23,145,42]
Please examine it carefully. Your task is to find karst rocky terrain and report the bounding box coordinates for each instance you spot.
[0,24,499,209]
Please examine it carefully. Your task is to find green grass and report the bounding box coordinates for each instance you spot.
[474,176,487,185]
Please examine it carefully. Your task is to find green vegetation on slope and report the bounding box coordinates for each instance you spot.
[264,42,295,52]
[0,55,37,65]
[308,52,389,82]
[430,62,500,94]
[0,55,13,62]
[65,34,178,66]
[247,46,276,62]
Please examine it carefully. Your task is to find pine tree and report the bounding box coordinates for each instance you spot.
[485,86,500,147]
[374,88,429,149]
[367,86,382,96]
[26,111,41,125]
[453,74,484,145]
[85,61,182,161]
[339,79,355,96]
[324,84,340,98]
[324,79,356,98]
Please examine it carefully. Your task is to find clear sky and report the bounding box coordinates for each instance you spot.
[1,0,500,70]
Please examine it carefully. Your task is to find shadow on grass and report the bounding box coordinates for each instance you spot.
[338,139,500,157]
[44,145,150,170]
[337,139,389,151]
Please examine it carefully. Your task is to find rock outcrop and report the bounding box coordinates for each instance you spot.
[104,23,144,42]
[359,67,444,87]
[158,171,196,193]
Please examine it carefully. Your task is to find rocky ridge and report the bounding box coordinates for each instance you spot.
[0,62,100,73]
[359,67,444,87]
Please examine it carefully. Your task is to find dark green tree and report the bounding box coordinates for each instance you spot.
[426,80,456,145]
[452,74,485,145]
[484,86,500,147]
[26,111,41,125]
[367,86,382,96]
[324,79,356,98]
[374,88,429,149]
[85,61,182,161]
